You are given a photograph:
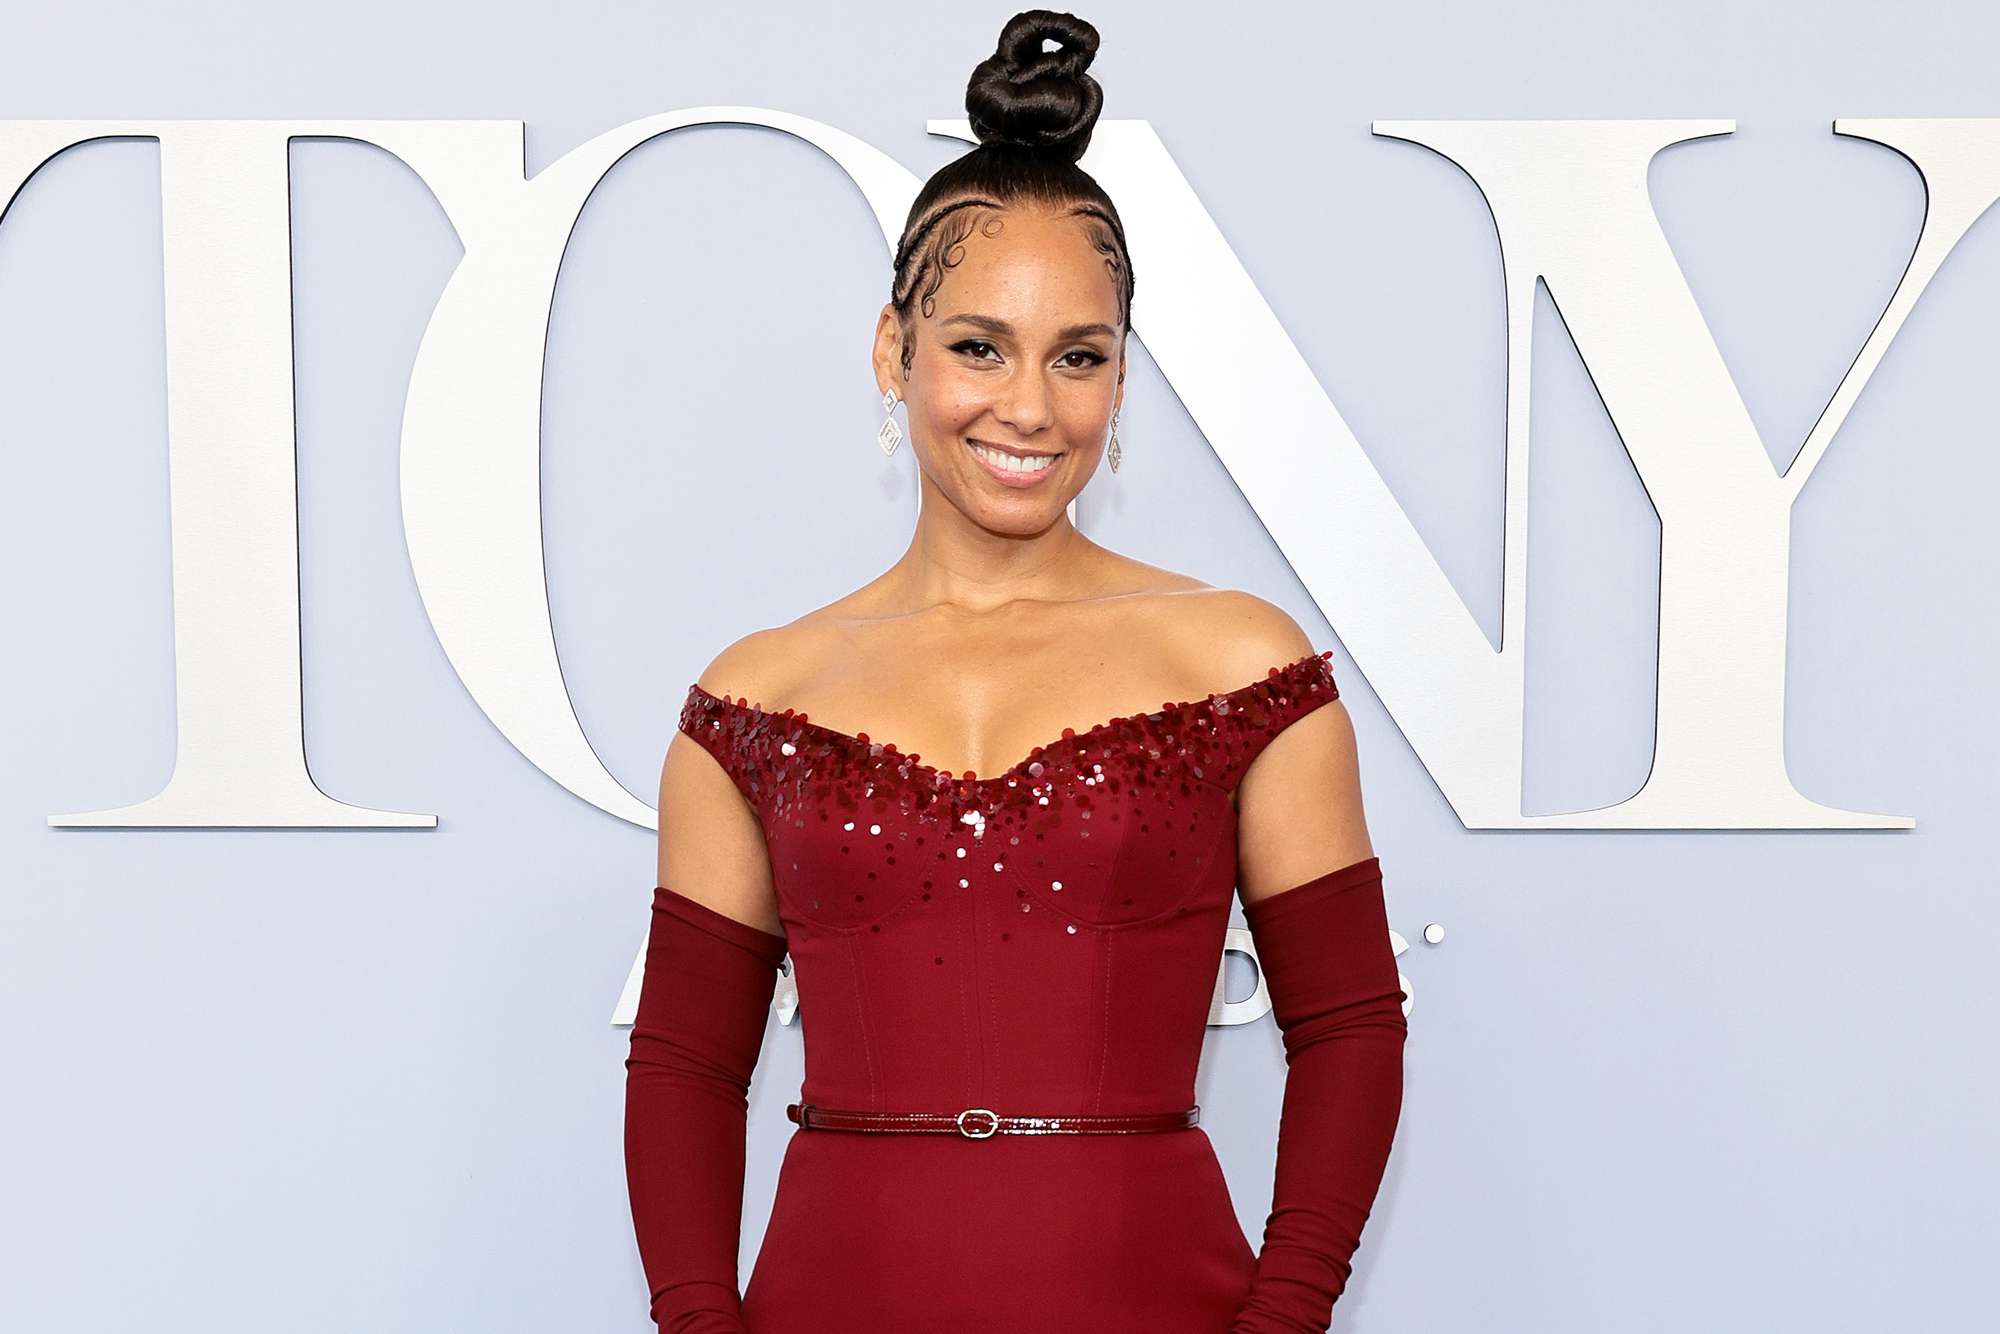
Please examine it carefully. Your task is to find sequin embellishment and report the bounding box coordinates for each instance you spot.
[677,650,1339,846]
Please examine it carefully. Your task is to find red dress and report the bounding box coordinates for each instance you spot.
[627,650,1406,1332]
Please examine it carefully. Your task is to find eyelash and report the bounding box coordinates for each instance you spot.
[950,339,1107,369]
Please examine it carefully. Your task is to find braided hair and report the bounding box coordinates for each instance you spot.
[888,10,1135,377]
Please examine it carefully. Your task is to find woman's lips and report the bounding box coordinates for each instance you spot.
[964,438,1063,488]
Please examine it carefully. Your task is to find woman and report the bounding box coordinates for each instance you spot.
[625,11,1406,1331]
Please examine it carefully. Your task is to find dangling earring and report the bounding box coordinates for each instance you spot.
[1107,407,1122,473]
[878,386,904,457]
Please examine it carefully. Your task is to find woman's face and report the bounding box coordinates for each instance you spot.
[875,204,1125,531]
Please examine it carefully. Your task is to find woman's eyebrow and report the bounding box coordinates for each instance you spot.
[941,313,1117,340]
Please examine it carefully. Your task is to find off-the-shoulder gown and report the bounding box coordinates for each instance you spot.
[626,650,1406,1332]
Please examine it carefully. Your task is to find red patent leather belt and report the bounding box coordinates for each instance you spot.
[785,1102,1200,1138]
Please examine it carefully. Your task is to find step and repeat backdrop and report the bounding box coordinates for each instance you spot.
[4,2,1994,1331]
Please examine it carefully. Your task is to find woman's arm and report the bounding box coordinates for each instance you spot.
[1227,631,1407,1333]
[1230,855,1406,1332]
[624,691,787,1331]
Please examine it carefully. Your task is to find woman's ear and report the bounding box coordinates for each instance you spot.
[872,303,905,387]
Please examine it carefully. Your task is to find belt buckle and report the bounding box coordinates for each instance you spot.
[955,1107,1000,1139]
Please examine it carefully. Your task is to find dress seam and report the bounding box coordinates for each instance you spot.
[846,931,880,1109]
[960,862,980,1105]
[983,875,1002,1103]
[1093,928,1113,1114]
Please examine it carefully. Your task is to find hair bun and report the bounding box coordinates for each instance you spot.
[965,10,1104,164]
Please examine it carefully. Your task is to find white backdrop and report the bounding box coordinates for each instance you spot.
[3,1,1995,1330]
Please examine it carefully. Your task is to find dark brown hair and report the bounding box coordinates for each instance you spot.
[888,10,1135,376]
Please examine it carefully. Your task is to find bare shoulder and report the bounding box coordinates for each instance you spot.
[1158,587,1321,693]
[687,615,847,707]
[659,625,804,934]
[1206,589,1369,898]
[688,626,790,703]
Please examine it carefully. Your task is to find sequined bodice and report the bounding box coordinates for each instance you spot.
[676,649,1340,1117]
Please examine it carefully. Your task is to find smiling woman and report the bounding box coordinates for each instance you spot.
[869,37,1134,511]
[624,9,1404,1334]
[949,314,1116,488]
[880,199,1129,503]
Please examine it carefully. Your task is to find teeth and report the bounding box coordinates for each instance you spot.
[968,441,1059,474]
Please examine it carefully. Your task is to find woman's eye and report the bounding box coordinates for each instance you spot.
[950,340,1105,369]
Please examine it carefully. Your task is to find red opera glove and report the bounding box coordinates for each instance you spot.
[624,885,787,1332]
[1229,855,1408,1333]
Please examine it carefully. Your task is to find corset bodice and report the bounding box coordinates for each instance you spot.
[676,649,1341,1119]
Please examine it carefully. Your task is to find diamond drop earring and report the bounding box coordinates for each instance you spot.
[1107,407,1122,473]
[878,386,904,457]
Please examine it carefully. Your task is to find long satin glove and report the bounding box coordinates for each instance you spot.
[624,885,788,1333]
[1229,856,1408,1333]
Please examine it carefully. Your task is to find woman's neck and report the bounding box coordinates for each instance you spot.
[881,502,1114,617]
